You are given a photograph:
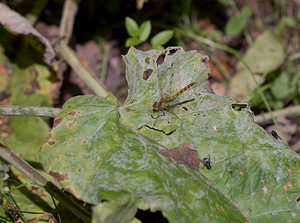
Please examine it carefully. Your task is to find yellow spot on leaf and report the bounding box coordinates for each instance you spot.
[114,134,119,141]
[216,203,225,212]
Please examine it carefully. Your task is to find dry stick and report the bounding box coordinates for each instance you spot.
[0,143,91,223]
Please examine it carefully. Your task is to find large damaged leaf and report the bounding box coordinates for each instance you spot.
[0,41,59,221]
[40,95,247,222]
[0,45,58,162]
[40,47,300,222]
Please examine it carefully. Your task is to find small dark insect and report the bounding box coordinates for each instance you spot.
[200,156,211,169]
[271,130,282,140]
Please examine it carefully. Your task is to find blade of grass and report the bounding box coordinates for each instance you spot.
[5,192,28,223]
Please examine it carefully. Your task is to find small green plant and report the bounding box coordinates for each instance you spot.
[125,16,174,49]
[217,0,253,37]
[278,16,297,33]
[224,6,252,37]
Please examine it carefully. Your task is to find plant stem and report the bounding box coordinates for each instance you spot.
[0,105,60,117]
[0,144,47,185]
[97,37,109,82]
[59,44,112,99]
[255,105,300,123]
[59,0,78,45]
[57,0,120,103]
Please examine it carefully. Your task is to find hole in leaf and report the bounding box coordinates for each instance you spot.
[145,57,150,64]
[296,197,300,202]
[168,48,179,55]
[136,209,168,223]
[143,69,153,80]
[201,55,209,63]
[231,103,249,111]
[156,53,166,66]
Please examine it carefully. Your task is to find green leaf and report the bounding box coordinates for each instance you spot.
[230,29,286,100]
[270,71,293,100]
[225,16,247,36]
[0,45,57,222]
[281,16,297,28]
[125,37,142,47]
[152,45,164,50]
[241,6,253,17]
[217,0,235,6]
[125,17,139,37]
[228,70,264,101]
[92,195,138,223]
[138,21,151,41]
[150,30,174,47]
[0,47,55,162]
[40,47,300,222]
[237,29,285,73]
